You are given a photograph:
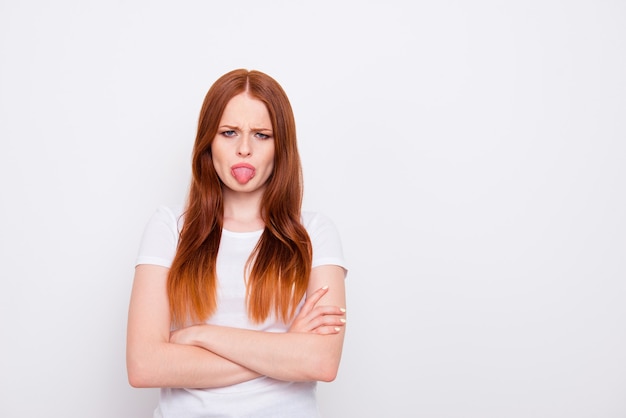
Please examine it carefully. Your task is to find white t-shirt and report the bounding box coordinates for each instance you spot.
[136,205,348,418]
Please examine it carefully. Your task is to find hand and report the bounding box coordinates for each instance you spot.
[289,285,346,335]
[170,324,200,345]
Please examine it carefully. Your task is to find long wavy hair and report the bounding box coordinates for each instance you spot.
[167,69,312,327]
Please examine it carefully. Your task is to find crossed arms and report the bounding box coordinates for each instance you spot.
[126,264,347,389]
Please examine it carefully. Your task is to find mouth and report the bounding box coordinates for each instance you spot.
[231,163,256,184]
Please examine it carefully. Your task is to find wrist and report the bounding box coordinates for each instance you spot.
[189,324,214,349]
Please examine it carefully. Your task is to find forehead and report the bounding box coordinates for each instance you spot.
[220,93,271,127]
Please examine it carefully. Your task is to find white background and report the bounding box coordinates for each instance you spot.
[1,1,625,417]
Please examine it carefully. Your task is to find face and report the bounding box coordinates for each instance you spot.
[211,92,275,195]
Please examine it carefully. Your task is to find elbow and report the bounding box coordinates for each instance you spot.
[126,340,168,388]
[127,355,158,388]
[127,363,148,388]
[317,369,338,383]
[308,354,341,383]
[303,337,343,382]
[128,375,143,388]
[128,370,147,388]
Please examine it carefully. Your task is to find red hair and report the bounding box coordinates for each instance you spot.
[167,69,312,326]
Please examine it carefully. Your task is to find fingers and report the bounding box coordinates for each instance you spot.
[299,285,329,316]
[289,285,347,334]
[298,305,346,335]
[306,307,346,334]
[314,325,345,335]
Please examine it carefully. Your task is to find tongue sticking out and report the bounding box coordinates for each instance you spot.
[232,166,255,184]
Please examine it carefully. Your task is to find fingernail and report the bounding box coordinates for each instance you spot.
[321,285,329,290]
[340,318,346,323]
[334,327,341,332]
[340,308,346,313]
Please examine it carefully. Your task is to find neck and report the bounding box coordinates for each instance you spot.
[222,188,265,232]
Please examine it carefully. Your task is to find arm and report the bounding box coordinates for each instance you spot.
[126,264,262,388]
[170,264,347,382]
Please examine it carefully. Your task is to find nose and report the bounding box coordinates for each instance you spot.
[236,136,252,157]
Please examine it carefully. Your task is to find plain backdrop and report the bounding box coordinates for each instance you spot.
[1,1,625,417]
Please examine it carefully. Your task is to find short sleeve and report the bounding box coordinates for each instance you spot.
[302,211,348,276]
[135,206,182,268]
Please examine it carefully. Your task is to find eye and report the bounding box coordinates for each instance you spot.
[255,132,271,140]
[221,130,236,137]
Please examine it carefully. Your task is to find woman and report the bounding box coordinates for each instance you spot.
[126,69,348,417]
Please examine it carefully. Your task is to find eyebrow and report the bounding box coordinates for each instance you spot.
[219,125,273,132]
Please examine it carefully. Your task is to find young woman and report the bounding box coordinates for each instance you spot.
[126,69,348,417]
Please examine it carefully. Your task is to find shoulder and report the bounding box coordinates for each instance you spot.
[135,204,185,268]
[301,211,337,231]
[301,210,343,243]
[139,204,185,245]
[149,204,185,231]
[301,211,347,271]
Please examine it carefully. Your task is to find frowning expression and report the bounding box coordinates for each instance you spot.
[211,92,275,194]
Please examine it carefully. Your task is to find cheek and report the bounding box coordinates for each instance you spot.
[265,145,276,166]
[265,153,276,173]
[210,143,226,166]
